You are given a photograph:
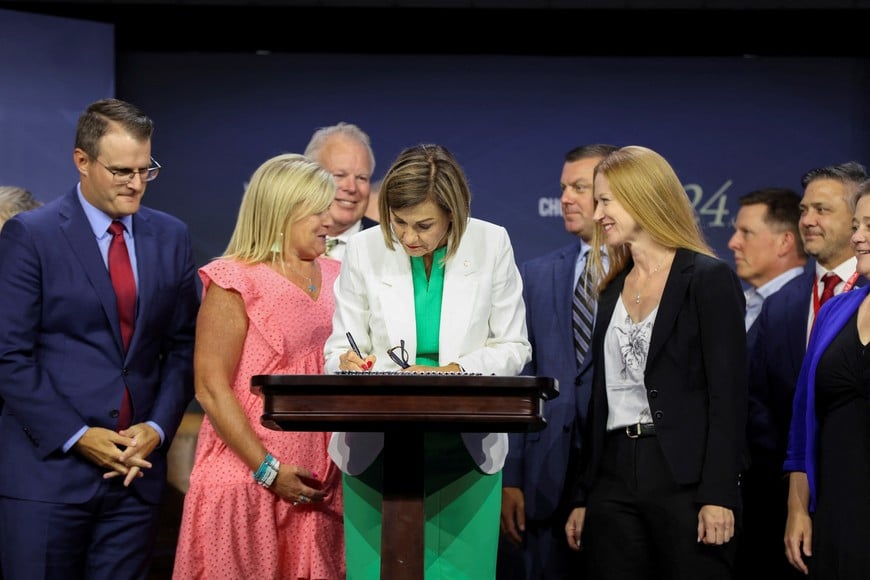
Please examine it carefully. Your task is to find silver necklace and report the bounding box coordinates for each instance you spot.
[285,262,317,293]
[633,259,664,305]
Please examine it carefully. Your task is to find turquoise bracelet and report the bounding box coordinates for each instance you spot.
[252,453,280,488]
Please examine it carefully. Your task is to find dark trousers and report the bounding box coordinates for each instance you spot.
[585,431,738,580]
[735,465,803,579]
[0,478,159,580]
[497,444,586,580]
[497,515,585,580]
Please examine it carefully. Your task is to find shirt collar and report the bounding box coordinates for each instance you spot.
[329,220,363,244]
[76,184,134,238]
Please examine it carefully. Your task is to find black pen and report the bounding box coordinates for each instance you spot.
[346,331,362,358]
[345,331,372,371]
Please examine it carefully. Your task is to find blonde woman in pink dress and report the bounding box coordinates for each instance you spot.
[173,153,345,580]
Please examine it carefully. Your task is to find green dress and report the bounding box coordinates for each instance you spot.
[343,246,502,579]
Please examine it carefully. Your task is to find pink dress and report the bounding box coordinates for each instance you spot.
[173,259,345,580]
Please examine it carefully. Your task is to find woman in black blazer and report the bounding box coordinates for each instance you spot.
[564,146,747,579]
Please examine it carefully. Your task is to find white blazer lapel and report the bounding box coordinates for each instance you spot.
[439,250,477,364]
[376,249,419,358]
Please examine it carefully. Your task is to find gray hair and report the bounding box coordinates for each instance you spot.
[303,122,375,174]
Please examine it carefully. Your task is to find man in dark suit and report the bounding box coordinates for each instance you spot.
[727,187,806,353]
[303,122,378,261]
[498,144,617,580]
[743,161,868,579]
[0,98,199,580]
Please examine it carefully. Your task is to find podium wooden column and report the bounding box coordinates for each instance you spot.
[251,373,558,580]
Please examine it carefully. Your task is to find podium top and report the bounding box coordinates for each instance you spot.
[251,373,558,432]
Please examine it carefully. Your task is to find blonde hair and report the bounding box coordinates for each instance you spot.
[223,153,335,263]
[0,186,41,232]
[589,146,714,290]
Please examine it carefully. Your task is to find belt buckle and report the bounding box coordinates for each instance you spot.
[626,422,641,439]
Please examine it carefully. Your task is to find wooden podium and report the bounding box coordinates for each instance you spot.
[251,373,558,579]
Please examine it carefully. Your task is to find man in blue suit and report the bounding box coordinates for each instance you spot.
[741,161,868,579]
[727,187,805,353]
[0,98,199,580]
[498,144,617,580]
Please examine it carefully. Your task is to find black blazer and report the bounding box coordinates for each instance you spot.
[574,248,747,510]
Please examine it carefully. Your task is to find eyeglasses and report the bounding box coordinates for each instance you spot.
[93,156,161,184]
[387,339,411,369]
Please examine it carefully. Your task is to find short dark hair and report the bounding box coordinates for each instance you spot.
[738,187,805,257]
[565,144,619,163]
[75,98,154,159]
[800,160,868,189]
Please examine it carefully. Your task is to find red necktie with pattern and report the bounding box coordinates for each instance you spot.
[108,220,135,430]
[819,272,842,307]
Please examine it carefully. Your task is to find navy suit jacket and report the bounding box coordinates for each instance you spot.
[747,260,867,472]
[574,249,747,509]
[0,188,199,505]
[361,216,378,230]
[746,314,761,354]
[503,240,592,521]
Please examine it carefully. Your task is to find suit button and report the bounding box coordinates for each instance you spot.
[110,410,120,419]
[122,368,129,376]
[649,389,659,399]
[654,410,664,420]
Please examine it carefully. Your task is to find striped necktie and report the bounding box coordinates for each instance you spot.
[572,255,594,368]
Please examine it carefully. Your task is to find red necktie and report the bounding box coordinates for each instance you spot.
[108,221,135,429]
[819,272,842,307]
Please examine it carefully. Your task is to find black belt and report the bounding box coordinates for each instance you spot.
[617,422,657,438]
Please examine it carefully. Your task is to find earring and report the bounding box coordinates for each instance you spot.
[270,231,283,254]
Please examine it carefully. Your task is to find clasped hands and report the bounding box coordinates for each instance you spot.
[74,423,159,487]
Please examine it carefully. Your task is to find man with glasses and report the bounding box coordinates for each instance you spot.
[0,98,199,579]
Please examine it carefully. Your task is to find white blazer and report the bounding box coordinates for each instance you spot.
[324,218,531,475]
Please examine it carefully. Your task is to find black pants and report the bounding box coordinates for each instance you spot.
[497,445,586,580]
[735,465,803,579]
[584,431,738,580]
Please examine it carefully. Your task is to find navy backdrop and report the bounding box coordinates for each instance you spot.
[0,8,113,198]
[117,52,870,269]
[4,7,870,273]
